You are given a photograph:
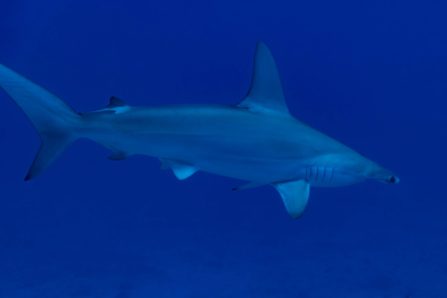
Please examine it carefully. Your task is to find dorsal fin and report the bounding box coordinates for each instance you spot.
[108,96,127,108]
[238,42,289,115]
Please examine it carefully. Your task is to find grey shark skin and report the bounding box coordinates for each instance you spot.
[0,42,399,218]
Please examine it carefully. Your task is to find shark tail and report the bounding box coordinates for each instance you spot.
[0,64,83,180]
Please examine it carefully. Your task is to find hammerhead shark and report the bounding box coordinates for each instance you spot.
[0,42,399,218]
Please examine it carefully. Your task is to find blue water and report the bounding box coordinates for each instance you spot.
[0,1,446,297]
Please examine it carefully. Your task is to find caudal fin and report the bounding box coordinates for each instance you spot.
[0,64,82,180]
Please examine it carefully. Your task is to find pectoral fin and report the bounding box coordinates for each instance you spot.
[274,180,310,219]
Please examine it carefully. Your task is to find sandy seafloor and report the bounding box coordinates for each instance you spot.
[0,170,444,297]
[1,0,447,297]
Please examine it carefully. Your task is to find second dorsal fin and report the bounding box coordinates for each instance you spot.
[238,42,289,115]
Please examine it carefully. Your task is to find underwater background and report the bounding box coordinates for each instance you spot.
[0,0,446,297]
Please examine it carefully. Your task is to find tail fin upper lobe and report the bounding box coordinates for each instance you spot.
[0,64,82,180]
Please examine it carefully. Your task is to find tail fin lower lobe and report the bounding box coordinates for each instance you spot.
[0,64,82,180]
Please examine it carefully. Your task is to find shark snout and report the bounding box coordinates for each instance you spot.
[366,165,400,184]
[373,171,400,184]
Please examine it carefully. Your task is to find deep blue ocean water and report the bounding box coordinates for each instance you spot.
[0,0,446,297]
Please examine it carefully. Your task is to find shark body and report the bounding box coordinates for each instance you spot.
[0,43,398,218]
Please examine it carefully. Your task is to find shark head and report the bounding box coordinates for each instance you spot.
[358,157,400,185]
[368,166,400,184]
[309,152,400,187]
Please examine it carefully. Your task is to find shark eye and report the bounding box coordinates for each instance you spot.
[388,176,399,184]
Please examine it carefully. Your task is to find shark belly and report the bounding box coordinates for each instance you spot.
[145,140,365,187]
[82,105,380,187]
[94,131,302,182]
[84,106,316,183]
